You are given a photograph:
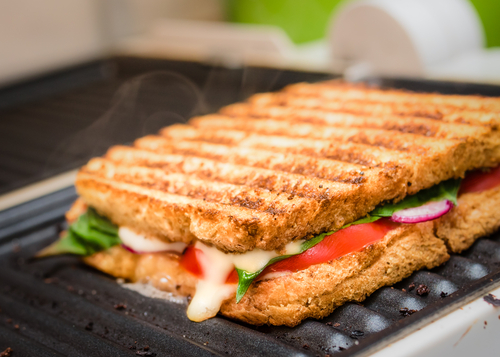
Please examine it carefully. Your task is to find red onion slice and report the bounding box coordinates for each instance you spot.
[391,199,453,223]
[121,244,141,254]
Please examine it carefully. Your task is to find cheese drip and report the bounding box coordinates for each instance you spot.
[186,239,304,322]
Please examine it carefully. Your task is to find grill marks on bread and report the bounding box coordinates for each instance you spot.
[244,92,500,128]
[75,81,500,252]
[284,81,500,113]
[161,123,469,194]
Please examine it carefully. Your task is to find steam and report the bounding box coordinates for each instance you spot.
[45,71,205,171]
[44,64,287,175]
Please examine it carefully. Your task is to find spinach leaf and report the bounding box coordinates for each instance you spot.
[37,208,120,257]
[341,215,381,228]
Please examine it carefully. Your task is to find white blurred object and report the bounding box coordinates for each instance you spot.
[0,0,225,87]
[0,0,105,86]
[329,0,500,84]
[427,48,500,85]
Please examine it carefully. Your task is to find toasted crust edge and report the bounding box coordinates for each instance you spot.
[434,186,500,253]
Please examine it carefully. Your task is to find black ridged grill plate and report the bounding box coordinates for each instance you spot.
[0,187,499,357]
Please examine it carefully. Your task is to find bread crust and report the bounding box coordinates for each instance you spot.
[84,247,197,298]
[83,222,448,327]
[435,186,500,253]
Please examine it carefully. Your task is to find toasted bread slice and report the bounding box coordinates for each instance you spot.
[84,221,448,326]
[77,153,401,252]
[75,80,499,252]
[221,222,448,326]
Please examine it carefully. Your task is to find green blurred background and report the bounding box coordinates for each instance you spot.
[226,0,500,47]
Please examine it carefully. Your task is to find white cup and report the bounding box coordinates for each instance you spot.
[329,0,484,78]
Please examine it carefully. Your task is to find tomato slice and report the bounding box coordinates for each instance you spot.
[226,269,239,284]
[459,165,500,195]
[180,219,399,283]
[179,246,204,278]
[262,218,399,275]
[180,246,239,283]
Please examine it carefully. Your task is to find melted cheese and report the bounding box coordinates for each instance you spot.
[118,227,186,253]
[186,239,305,322]
[187,242,237,322]
[117,226,305,322]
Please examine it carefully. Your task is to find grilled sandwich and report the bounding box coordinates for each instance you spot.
[40,80,500,326]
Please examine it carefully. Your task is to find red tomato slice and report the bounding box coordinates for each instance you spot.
[180,246,239,284]
[226,269,239,284]
[179,219,399,283]
[262,218,399,275]
[459,165,500,195]
[179,246,204,278]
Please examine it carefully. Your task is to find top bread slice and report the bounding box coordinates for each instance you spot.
[75,81,500,253]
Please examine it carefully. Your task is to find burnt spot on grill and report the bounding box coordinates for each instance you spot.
[484,294,500,307]
[350,330,364,339]
[399,308,418,317]
[0,348,13,357]
[416,284,430,296]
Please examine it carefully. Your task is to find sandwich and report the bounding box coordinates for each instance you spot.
[38,80,500,327]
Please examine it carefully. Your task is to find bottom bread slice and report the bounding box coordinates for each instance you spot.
[220,222,447,326]
[84,221,448,326]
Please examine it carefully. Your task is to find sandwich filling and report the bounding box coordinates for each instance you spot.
[39,166,500,321]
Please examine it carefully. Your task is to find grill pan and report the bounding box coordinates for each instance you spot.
[0,57,500,356]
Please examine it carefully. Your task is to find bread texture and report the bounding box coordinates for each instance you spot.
[435,186,500,253]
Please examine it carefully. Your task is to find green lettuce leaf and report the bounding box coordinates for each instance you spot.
[235,178,462,302]
[37,208,120,257]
